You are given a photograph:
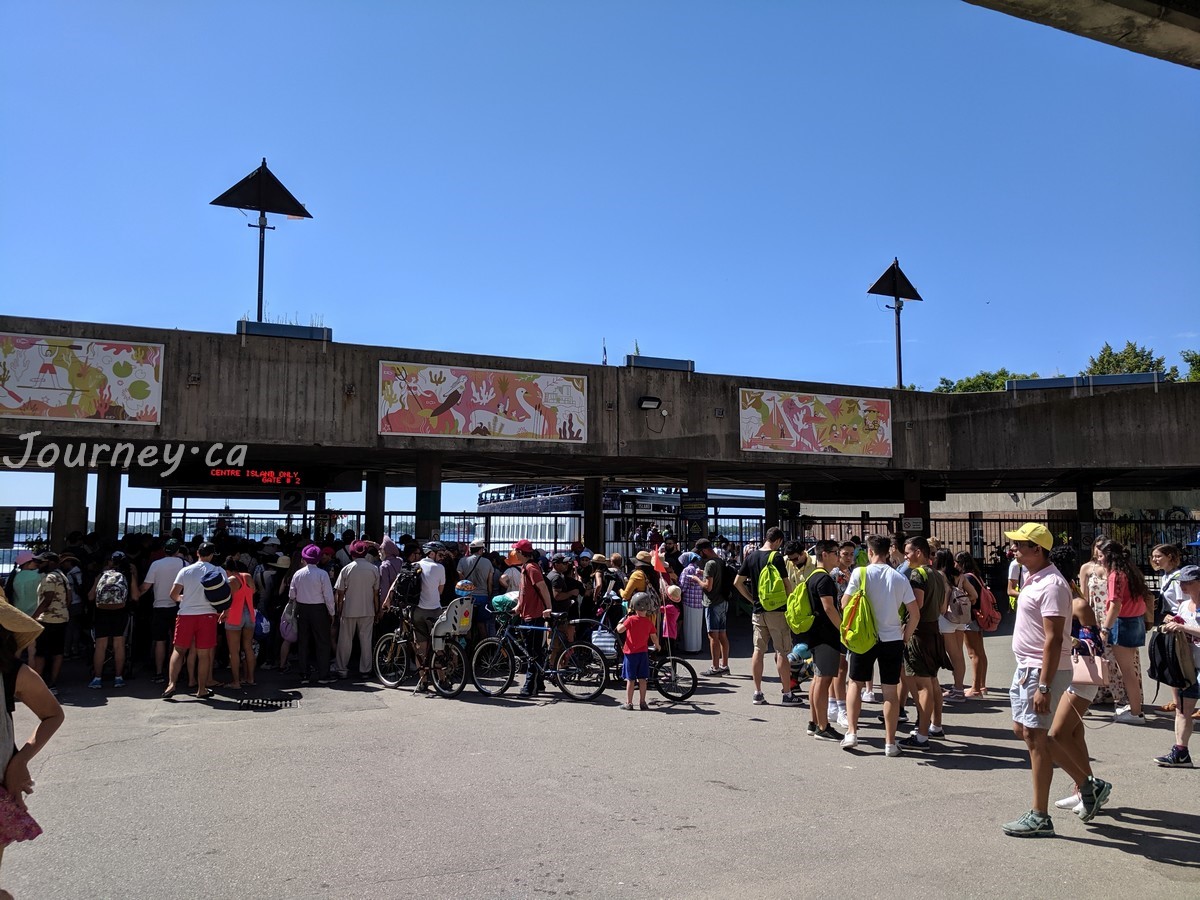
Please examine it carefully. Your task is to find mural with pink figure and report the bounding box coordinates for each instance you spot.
[0,333,163,425]
[739,388,892,457]
[379,362,587,442]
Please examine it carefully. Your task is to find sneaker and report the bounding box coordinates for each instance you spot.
[151,674,166,684]
[317,677,337,685]
[1054,792,1082,811]
[806,721,818,737]
[780,692,803,705]
[814,725,843,741]
[618,702,633,710]
[878,709,909,724]
[836,711,849,730]
[752,691,766,705]
[702,667,722,676]
[1002,810,1055,838]
[87,677,102,689]
[1114,710,1146,725]
[1076,777,1112,822]
[1153,745,1194,768]
[861,689,878,703]
[841,732,858,750]
[928,725,945,738]
[827,702,838,720]
[899,733,929,749]
[884,743,901,757]
[113,676,125,688]
[1115,704,1131,716]
[717,665,730,674]
[259,662,277,671]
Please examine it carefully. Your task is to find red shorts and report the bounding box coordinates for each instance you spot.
[173,614,218,651]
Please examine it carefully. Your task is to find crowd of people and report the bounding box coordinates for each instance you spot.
[0,518,1196,844]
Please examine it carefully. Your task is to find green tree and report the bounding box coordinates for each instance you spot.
[1181,349,1200,383]
[933,368,1038,393]
[1081,341,1178,380]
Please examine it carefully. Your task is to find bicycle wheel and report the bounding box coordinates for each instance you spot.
[430,641,467,698]
[471,638,514,696]
[654,656,697,702]
[374,633,411,688]
[553,642,607,702]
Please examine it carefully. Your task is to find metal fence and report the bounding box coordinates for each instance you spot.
[118,507,1198,575]
[0,507,53,568]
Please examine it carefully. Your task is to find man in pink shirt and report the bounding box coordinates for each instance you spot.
[1001,523,1112,837]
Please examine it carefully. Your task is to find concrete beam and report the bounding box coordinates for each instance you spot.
[964,0,1200,69]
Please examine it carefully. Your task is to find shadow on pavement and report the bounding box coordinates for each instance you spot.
[1061,807,1200,868]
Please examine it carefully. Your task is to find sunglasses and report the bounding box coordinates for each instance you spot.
[1011,540,1038,549]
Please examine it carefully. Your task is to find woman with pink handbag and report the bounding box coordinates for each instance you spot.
[1048,546,1115,816]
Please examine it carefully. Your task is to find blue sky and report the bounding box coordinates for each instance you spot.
[2,1,1198,515]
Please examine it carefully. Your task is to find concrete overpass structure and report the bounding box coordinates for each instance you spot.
[2,316,1198,549]
[966,0,1200,68]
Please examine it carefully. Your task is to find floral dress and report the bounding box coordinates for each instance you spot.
[1087,567,1139,705]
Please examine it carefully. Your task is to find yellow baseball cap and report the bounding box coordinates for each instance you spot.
[1004,522,1053,550]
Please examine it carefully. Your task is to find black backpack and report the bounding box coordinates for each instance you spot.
[1147,626,1197,689]
[387,562,423,607]
[721,561,740,603]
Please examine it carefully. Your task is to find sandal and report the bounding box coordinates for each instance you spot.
[639,702,650,711]
[1161,701,1177,712]
[195,689,215,699]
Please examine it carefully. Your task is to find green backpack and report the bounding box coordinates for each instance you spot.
[757,551,788,611]
[840,567,879,654]
[785,567,826,634]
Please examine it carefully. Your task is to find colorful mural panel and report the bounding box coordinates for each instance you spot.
[0,334,163,425]
[739,388,892,457]
[379,362,587,442]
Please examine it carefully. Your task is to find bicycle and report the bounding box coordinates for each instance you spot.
[373,598,471,698]
[559,603,698,703]
[644,650,698,702]
[470,610,607,701]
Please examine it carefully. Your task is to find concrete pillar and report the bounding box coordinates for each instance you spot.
[684,462,708,547]
[1076,488,1096,550]
[902,474,930,537]
[583,478,604,553]
[94,468,122,543]
[415,455,441,541]
[764,481,779,531]
[364,472,385,541]
[159,490,173,537]
[50,467,88,551]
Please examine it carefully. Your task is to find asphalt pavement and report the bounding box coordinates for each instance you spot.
[4,623,1198,899]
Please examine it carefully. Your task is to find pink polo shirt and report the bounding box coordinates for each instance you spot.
[1011,563,1072,670]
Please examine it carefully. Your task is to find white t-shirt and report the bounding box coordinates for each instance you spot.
[1161,571,1185,615]
[143,555,185,608]
[417,558,445,610]
[172,560,220,616]
[845,563,916,643]
[1008,558,1027,586]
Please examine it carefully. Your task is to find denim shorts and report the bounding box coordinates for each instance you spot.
[1110,615,1146,648]
[1179,680,1200,701]
[704,601,728,632]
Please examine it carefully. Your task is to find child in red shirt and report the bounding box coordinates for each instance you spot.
[617,592,660,710]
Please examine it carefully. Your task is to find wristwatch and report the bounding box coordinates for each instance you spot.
[1036,683,1050,695]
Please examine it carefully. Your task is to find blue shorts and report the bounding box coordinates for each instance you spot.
[622,651,650,681]
[1178,680,1200,701]
[1110,616,1146,648]
[704,601,728,632]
